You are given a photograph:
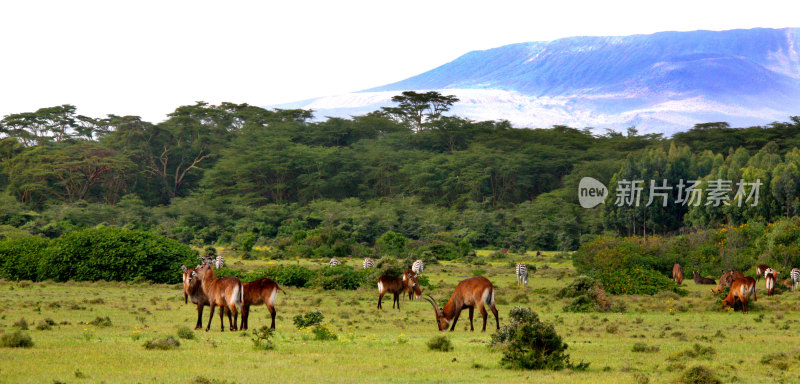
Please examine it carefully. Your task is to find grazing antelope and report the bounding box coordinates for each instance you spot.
[181,265,211,330]
[722,277,757,313]
[423,276,499,332]
[672,264,683,284]
[412,259,424,275]
[712,270,745,294]
[515,263,528,286]
[329,258,341,267]
[214,255,225,269]
[790,268,800,290]
[241,277,286,330]
[780,279,794,288]
[402,269,422,301]
[193,260,244,332]
[692,270,716,285]
[363,257,375,269]
[765,271,776,296]
[377,274,410,310]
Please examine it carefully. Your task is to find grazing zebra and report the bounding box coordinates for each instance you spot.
[363,257,375,269]
[515,263,528,286]
[214,255,225,270]
[791,268,800,291]
[412,259,424,275]
[329,258,341,267]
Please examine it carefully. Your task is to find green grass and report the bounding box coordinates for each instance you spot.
[1,252,799,383]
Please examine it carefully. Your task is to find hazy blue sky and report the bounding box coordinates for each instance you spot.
[1,0,798,122]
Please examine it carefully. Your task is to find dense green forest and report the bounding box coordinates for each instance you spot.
[2,94,800,259]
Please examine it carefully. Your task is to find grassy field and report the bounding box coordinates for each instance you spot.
[1,252,800,383]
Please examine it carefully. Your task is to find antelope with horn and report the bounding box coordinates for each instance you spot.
[423,276,499,332]
[193,257,244,332]
[181,264,211,330]
[377,271,419,310]
[402,269,422,301]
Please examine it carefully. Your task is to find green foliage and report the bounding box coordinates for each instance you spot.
[0,236,50,281]
[293,310,324,329]
[143,336,180,350]
[251,326,275,350]
[632,342,659,353]
[311,325,338,341]
[312,265,370,290]
[491,307,585,371]
[678,365,722,384]
[595,267,684,295]
[376,231,408,256]
[89,316,112,327]
[176,326,195,340]
[0,330,34,348]
[426,336,454,352]
[36,226,196,283]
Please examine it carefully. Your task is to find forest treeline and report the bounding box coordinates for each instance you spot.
[2,95,800,254]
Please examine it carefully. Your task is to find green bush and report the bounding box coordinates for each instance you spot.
[313,265,369,290]
[558,276,613,312]
[678,365,722,384]
[293,310,324,329]
[426,336,454,352]
[38,226,197,283]
[311,325,337,341]
[490,307,586,371]
[0,236,50,281]
[251,326,275,350]
[176,326,195,340]
[595,267,685,296]
[241,265,315,288]
[1,331,33,348]
[143,336,180,350]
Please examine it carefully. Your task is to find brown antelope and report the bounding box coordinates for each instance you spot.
[672,264,683,284]
[241,277,286,330]
[377,274,410,310]
[712,270,745,294]
[193,260,243,332]
[755,264,770,281]
[402,269,422,301]
[181,264,213,330]
[765,271,776,296]
[423,276,499,332]
[692,270,716,285]
[722,277,757,313]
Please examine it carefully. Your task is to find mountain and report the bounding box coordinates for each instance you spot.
[284,28,800,134]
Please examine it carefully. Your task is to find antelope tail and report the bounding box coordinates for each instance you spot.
[236,282,244,311]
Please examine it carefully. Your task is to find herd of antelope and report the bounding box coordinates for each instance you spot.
[182,257,500,332]
[673,263,800,313]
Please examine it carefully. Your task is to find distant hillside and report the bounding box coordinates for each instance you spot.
[285,28,800,134]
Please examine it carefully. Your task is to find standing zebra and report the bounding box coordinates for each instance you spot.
[214,255,225,270]
[363,257,375,269]
[329,258,341,267]
[515,263,528,286]
[791,268,800,291]
[412,259,424,275]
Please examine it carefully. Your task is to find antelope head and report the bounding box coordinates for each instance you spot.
[423,295,450,331]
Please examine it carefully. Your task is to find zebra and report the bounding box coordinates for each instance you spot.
[412,259,424,275]
[363,257,375,269]
[329,258,341,267]
[214,255,225,270]
[516,263,528,286]
[791,268,800,291]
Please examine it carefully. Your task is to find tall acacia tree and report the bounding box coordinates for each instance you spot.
[381,91,459,131]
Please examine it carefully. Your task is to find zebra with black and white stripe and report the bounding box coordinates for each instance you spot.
[516,263,528,286]
[214,255,225,269]
[791,268,800,291]
[412,259,424,275]
[363,257,375,269]
[329,258,341,267]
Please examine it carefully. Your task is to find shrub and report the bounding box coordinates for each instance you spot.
[632,342,659,353]
[595,267,685,295]
[668,344,716,361]
[490,307,586,370]
[0,236,50,281]
[558,276,612,312]
[143,336,180,350]
[313,265,369,290]
[1,330,34,348]
[13,317,29,330]
[427,336,454,352]
[312,325,338,341]
[38,227,197,283]
[293,310,324,329]
[176,326,195,340]
[89,316,112,327]
[252,326,275,350]
[239,265,315,288]
[678,365,722,384]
